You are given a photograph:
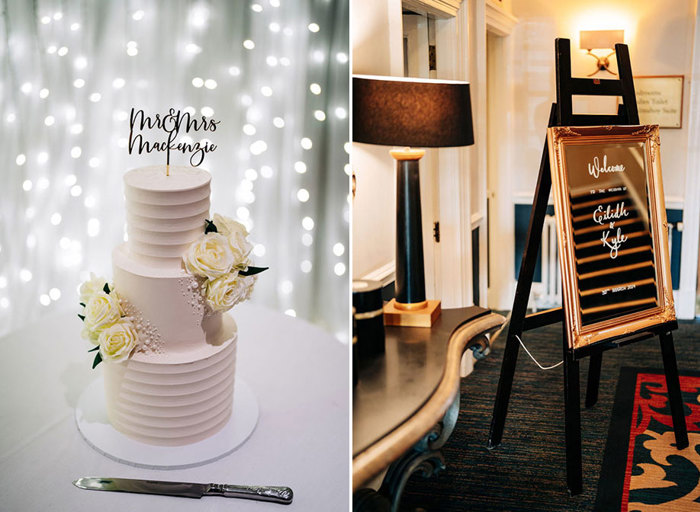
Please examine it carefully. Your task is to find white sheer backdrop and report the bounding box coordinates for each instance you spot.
[0,0,349,340]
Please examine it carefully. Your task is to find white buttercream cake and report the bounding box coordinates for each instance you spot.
[103,165,237,446]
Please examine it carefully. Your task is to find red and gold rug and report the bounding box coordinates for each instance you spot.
[596,367,700,511]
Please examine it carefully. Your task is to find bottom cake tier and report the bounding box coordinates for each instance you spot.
[103,315,238,446]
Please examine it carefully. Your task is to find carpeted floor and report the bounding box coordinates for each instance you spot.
[399,319,700,512]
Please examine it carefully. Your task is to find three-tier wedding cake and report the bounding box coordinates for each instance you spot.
[78,165,259,446]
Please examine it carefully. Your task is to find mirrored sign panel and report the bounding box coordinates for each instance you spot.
[547,125,675,350]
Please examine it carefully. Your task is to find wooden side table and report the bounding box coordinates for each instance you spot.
[353,307,506,510]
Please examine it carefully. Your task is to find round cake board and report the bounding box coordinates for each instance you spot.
[75,376,259,469]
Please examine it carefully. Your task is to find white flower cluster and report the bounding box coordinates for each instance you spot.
[182,214,258,312]
[79,274,138,363]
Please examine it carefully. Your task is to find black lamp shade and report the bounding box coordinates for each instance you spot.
[352,75,474,148]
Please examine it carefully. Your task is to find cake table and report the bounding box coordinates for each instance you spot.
[0,302,349,511]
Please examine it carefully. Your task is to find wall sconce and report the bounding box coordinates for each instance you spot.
[579,30,624,76]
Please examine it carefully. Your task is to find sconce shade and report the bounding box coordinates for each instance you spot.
[352,75,474,148]
[579,30,624,50]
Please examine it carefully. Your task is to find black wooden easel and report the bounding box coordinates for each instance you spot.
[487,38,689,496]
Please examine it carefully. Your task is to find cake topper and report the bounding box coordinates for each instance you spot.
[128,107,221,175]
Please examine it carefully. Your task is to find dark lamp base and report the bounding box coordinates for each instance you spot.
[383,299,441,327]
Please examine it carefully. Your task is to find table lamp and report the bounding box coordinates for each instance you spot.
[352,75,474,327]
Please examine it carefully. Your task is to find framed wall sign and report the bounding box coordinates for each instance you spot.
[547,125,676,350]
[634,76,684,128]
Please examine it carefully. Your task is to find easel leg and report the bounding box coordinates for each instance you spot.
[488,105,557,449]
[564,351,582,495]
[659,332,689,449]
[488,333,521,449]
[585,353,602,408]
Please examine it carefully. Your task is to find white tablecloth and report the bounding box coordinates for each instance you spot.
[0,302,349,511]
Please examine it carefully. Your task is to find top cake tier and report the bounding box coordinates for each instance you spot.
[124,166,211,267]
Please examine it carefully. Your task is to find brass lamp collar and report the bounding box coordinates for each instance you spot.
[390,147,426,161]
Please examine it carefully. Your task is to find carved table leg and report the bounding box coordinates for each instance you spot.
[379,392,460,512]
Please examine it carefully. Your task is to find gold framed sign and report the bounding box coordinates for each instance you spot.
[635,76,684,128]
[547,125,675,350]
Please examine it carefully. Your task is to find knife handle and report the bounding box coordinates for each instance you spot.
[206,484,293,504]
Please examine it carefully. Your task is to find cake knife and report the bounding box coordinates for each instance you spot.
[73,477,293,505]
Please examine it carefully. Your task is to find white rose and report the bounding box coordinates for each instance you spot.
[213,214,253,267]
[79,273,109,303]
[98,321,138,362]
[82,291,122,343]
[205,273,256,312]
[183,232,234,279]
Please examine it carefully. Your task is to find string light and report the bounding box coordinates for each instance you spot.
[301,137,312,149]
[204,79,217,89]
[112,77,125,89]
[57,46,68,56]
[310,83,322,94]
[297,188,310,202]
[185,43,202,55]
[333,243,345,256]
[301,260,312,273]
[294,161,307,173]
[201,106,214,116]
[44,115,55,126]
[279,280,293,294]
[87,218,100,237]
[132,10,144,21]
[70,22,80,31]
[285,309,296,317]
[250,140,267,155]
[273,117,285,128]
[228,66,240,76]
[243,40,255,50]
[89,92,101,102]
[314,110,326,121]
[335,107,347,119]
[302,217,314,230]
[308,23,320,33]
[16,154,26,166]
[39,88,49,99]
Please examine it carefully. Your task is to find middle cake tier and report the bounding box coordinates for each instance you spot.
[112,243,222,354]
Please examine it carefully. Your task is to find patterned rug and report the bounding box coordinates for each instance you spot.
[595,367,700,511]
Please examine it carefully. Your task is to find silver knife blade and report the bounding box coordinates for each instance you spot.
[73,477,293,504]
[73,477,206,498]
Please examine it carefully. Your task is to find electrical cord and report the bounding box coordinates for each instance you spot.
[515,334,563,370]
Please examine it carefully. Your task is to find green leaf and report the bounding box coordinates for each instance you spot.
[79,302,85,307]
[87,345,99,352]
[78,313,85,321]
[204,219,218,234]
[239,266,269,276]
[103,282,110,294]
[92,351,102,369]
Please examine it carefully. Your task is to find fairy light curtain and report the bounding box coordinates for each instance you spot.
[0,0,349,340]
